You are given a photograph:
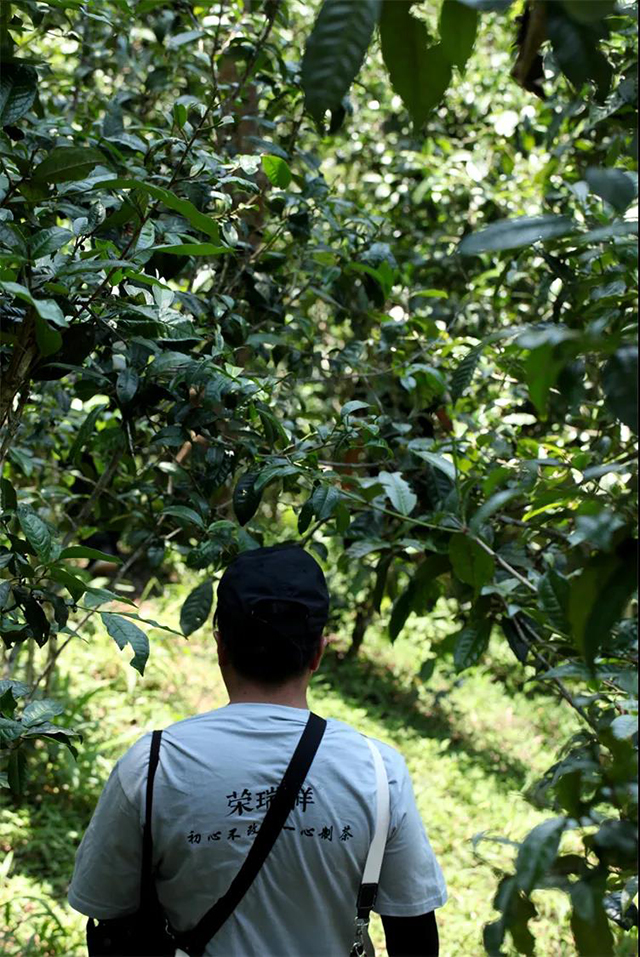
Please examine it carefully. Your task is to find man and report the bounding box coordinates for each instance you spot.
[69,543,446,955]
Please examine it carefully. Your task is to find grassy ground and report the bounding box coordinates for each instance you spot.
[0,582,637,956]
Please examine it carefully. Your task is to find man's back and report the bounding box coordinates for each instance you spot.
[69,702,446,956]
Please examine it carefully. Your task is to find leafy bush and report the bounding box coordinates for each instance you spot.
[0,0,637,952]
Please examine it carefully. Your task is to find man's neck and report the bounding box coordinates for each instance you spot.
[226,683,310,710]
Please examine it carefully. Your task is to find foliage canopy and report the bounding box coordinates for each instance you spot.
[0,0,637,953]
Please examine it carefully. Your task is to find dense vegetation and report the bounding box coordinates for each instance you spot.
[0,0,637,954]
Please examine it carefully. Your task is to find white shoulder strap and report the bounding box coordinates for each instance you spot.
[361,737,390,885]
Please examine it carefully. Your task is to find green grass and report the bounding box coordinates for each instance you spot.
[1,584,637,957]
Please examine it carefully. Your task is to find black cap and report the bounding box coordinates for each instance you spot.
[216,543,329,638]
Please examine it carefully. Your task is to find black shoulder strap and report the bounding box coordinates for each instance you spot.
[140,729,163,907]
[181,711,327,956]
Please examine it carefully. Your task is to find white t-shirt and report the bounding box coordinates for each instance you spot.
[69,703,447,956]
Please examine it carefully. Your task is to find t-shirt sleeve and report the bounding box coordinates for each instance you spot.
[374,751,447,917]
[67,737,149,920]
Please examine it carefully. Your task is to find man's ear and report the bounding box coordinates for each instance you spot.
[214,630,228,666]
[309,635,328,673]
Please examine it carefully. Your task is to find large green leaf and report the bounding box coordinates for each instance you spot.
[262,155,292,189]
[586,167,637,212]
[459,216,576,255]
[233,473,262,526]
[379,1,452,128]
[0,63,38,125]
[180,580,213,637]
[449,534,494,589]
[16,505,54,562]
[450,345,483,403]
[570,881,614,956]
[377,471,417,516]
[516,817,566,894]
[568,540,637,668]
[32,146,105,184]
[22,699,64,727]
[60,545,122,564]
[34,315,63,358]
[0,281,67,326]
[99,179,221,241]
[538,568,570,634]
[150,243,229,256]
[301,0,382,122]
[310,485,341,521]
[439,0,478,70]
[453,620,491,671]
[101,612,149,675]
[546,4,612,101]
[30,227,73,260]
[602,346,637,433]
[67,403,106,464]
[116,369,139,404]
[162,505,205,529]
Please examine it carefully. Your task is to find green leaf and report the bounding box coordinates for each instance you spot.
[570,882,614,956]
[538,569,570,634]
[98,179,221,242]
[450,345,482,403]
[0,581,11,611]
[524,344,564,417]
[34,315,63,358]
[569,541,637,668]
[459,216,576,255]
[116,368,139,404]
[439,0,478,70]
[0,63,38,125]
[180,580,213,637]
[377,471,417,516]
[101,612,149,675]
[298,499,314,535]
[407,445,457,482]
[150,243,229,256]
[469,488,521,533]
[67,403,106,464]
[301,0,382,122]
[0,478,17,511]
[602,346,637,433]
[7,749,27,796]
[32,146,106,185]
[30,227,73,259]
[547,4,612,101]
[162,505,205,529]
[16,505,53,562]
[310,485,340,521]
[380,1,452,128]
[389,587,414,643]
[586,167,637,212]
[449,534,494,589]
[262,155,292,189]
[60,545,123,564]
[48,566,88,602]
[0,679,27,700]
[233,473,262,526]
[569,511,626,552]
[610,714,637,740]
[0,282,67,326]
[453,620,491,671]
[389,553,450,641]
[516,817,566,894]
[22,698,64,727]
[0,718,24,745]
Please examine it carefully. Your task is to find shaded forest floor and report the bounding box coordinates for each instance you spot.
[1,583,637,956]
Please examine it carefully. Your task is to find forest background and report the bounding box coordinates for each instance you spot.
[0,0,637,954]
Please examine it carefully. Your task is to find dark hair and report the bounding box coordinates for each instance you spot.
[214,599,323,685]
